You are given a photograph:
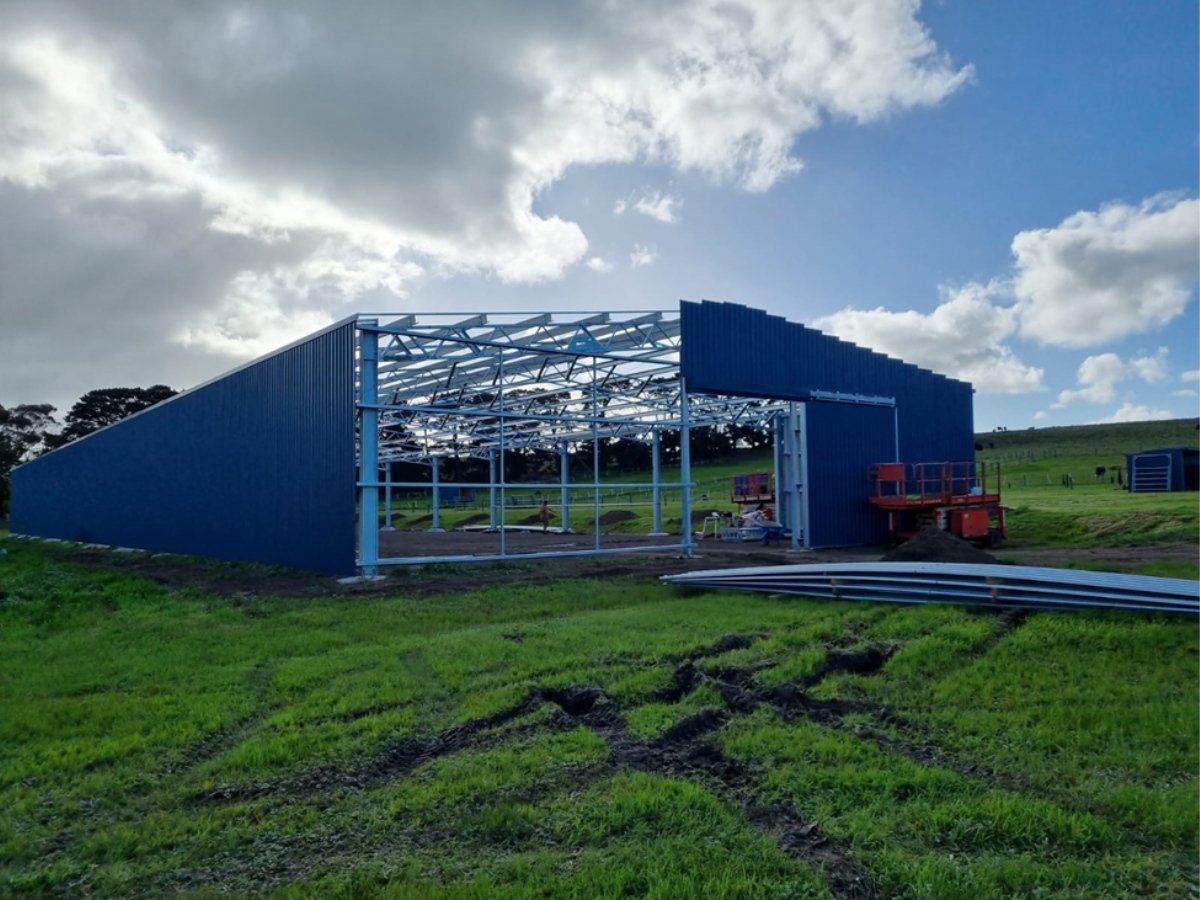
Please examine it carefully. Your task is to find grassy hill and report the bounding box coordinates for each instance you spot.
[969,419,1199,554]
[976,417,1198,459]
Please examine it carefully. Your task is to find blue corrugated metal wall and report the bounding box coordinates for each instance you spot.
[804,402,895,547]
[11,321,357,574]
[681,300,976,547]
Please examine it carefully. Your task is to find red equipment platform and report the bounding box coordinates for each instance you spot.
[868,461,1006,543]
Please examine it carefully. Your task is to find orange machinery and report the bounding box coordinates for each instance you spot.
[868,461,1006,544]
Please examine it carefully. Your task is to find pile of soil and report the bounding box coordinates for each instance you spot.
[456,513,490,527]
[599,509,639,526]
[880,526,998,564]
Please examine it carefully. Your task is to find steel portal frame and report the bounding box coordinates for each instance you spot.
[353,310,786,571]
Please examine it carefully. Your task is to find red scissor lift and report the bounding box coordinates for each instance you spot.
[868,461,1006,544]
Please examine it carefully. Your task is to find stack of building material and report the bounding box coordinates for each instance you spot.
[661,562,1199,616]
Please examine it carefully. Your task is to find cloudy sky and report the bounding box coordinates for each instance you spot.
[1,0,1196,430]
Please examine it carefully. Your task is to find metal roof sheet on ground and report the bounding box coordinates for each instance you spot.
[661,562,1200,615]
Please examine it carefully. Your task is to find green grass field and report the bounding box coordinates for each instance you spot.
[1,533,1197,897]
[977,418,1199,558]
[2,418,1197,897]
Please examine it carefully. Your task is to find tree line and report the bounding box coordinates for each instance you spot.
[0,386,177,516]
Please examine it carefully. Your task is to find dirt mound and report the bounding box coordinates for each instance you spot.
[599,509,638,526]
[881,526,997,564]
[456,513,490,527]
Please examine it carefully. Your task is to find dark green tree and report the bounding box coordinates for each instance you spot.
[45,385,177,449]
[0,403,57,515]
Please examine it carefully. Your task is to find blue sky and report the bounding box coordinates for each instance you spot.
[1,1,1197,431]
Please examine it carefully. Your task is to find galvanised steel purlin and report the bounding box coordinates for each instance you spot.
[11,321,357,575]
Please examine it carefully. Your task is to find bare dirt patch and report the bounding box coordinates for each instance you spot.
[35,524,1194,606]
[74,534,881,601]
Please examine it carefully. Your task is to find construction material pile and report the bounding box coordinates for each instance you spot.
[880,526,997,564]
[661,562,1199,616]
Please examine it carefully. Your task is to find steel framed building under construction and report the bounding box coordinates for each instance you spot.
[11,301,976,575]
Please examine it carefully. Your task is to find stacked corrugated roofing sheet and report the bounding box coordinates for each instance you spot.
[661,562,1200,616]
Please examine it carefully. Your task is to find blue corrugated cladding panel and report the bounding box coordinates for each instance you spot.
[11,322,357,574]
[681,300,976,547]
[804,402,894,547]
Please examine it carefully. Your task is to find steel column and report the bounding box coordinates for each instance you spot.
[680,378,693,557]
[488,451,497,530]
[381,463,394,531]
[560,440,570,534]
[358,322,380,575]
[429,456,445,532]
[649,428,666,535]
[786,403,807,551]
[498,352,506,556]
[773,413,786,531]
[591,357,600,550]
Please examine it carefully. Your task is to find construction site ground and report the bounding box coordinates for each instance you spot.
[59,526,1200,601]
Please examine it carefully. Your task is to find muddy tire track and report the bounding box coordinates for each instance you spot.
[651,641,1033,798]
[200,690,545,805]
[188,631,1014,895]
[544,691,875,900]
[197,661,878,898]
[164,662,279,776]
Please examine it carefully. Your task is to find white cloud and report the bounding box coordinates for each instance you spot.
[1033,410,1049,421]
[1056,348,1169,406]
[0,0,973,407]
[585,256,613,273]
[517,1,972,193]
[1182,370,1200,383]
[1012,194,1200,347]
[1093,403,1174,424]
[811,192,1197,401]
[1172,389,1198,399]
[616,189,682,224]
[812,282,1044,393]
[630,243,659,268]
